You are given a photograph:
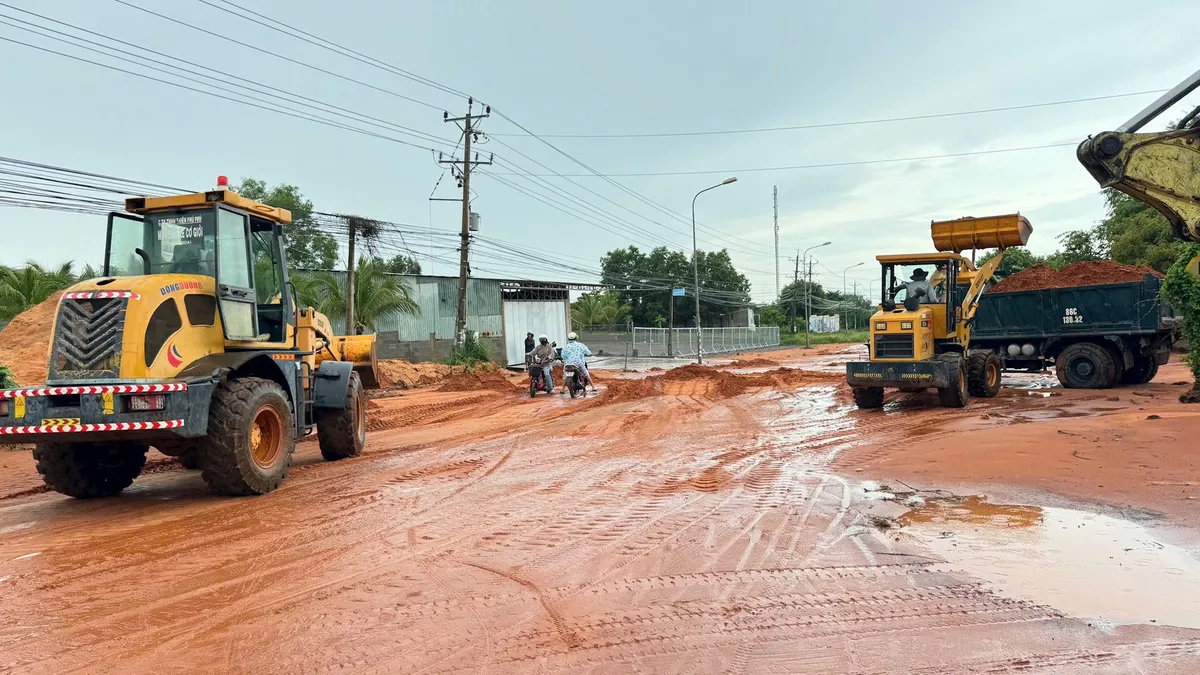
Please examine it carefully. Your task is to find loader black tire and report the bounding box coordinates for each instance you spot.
[316,371,366,461]
[852,387,885,410]
[198,377,295,496]
[937,355,969,408]
[967,350,1003,398]
[1055,342,1117,389]
[34,441,148,498]
[1121,357,1160,385]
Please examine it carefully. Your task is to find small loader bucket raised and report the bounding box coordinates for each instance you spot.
[319,334,381,388]
[931,214,1032,252]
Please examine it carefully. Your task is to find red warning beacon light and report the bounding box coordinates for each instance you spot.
[216,175,229,189]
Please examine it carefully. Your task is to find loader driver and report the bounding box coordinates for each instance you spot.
[902,266,936,303]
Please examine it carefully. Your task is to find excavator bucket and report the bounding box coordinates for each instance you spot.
[318,334,381,388]
[931,214,1031,253]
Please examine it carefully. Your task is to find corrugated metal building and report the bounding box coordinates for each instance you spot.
[315,272,606,363]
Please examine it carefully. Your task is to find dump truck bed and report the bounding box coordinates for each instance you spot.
[972,274,1177,340]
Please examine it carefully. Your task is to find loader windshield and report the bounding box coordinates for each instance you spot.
[889,264,943,304]
[105,210,217,277]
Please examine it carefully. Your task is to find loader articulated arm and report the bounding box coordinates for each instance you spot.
[955,250,1006,345]
[1077,68,1200,243]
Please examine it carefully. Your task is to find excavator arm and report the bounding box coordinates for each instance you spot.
[1077,68,1200,242]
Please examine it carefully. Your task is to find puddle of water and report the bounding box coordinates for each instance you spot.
[905,505,1200,629]
[899,496,1042,528]
[1004,372,1061,390]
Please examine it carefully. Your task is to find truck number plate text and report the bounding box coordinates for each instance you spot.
[1062,307,1084,325]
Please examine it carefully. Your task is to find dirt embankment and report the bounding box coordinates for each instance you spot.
[599,363,842,404]
[0,291,61,386]
[989,261,1162,293]
[375,359,506,390]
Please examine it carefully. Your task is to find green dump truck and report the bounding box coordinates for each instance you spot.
[970,273,1180,389]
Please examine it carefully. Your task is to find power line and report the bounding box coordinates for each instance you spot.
[110,0,452,112]
[487,141,1078,177]
[490,90,1168,139]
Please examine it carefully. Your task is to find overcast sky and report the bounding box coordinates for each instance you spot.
[2,0,1199,303]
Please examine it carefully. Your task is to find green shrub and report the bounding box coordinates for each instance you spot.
[0,364,13,389]
[780,330,869,346]
[1161,245,1200,398]
[443,332,491,366]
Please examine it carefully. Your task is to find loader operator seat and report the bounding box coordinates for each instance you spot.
[171,242,211,276]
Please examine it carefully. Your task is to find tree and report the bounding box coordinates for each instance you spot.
[235,178,339,270]
[378,254,422,275]
[0,261,78,321]
[599,245,750,327]
[1161,244,1200,402]
[571,291,630,329]
[977,248,1045,279]
[294,257,419,334]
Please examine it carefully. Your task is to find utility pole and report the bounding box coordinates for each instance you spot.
[667,290,675,357]
[852,279,858,331]
[440,98,492,346]
[805,258,815,348]
[790,251,800,333]
[345,222,357,335]
[773,185,779,301]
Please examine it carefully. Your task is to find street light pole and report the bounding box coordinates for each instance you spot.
[691,176,737,365]
[802,241,831,348]
[842,262,864,331]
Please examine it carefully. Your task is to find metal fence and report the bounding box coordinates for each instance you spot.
[631,327,780,357]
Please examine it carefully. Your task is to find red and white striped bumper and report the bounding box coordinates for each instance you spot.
[0,420,184,435]
[0,383,186,399]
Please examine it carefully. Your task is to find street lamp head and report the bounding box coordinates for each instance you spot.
[820,241,832,246]
[721,177,738,185]
[851,262,864,268]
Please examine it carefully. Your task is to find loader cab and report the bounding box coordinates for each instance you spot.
[872,253,974,361]
[106,181,296,346]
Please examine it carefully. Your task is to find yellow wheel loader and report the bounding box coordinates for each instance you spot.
[0,178,380,497]
[846,214,1032,409]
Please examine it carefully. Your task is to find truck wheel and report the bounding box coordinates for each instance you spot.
[1055,343,1117,389]
[938,356,969,408]
[34,442,148,498]
[199,377,295,496]
[1120,357,1159,385]
[179,451,201,470]
[967,351,1003,398]
[852,387,884,409]
[316,372,366,461]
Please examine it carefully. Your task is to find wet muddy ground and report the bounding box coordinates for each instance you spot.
[1,345,1198,673]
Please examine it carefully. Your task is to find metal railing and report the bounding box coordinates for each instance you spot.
[631,327,780,358]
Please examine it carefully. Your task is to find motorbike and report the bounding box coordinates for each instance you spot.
[529,362,554,397]
[563,363,590,398]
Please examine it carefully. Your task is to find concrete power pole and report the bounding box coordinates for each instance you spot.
[773,185,779,301]
[440,99,491,346]
[805,258,815,349]
[345,223,357,335]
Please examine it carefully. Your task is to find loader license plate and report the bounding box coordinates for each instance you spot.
[129,394,166,411]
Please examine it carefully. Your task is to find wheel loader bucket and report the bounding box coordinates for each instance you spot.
[931,214,1032,252]
[319,334,381,388]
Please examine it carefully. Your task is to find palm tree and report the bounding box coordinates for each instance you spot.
[293,258,419,334]
[0,261,78,321]
[77,263,101,282]
[571,291,630,329]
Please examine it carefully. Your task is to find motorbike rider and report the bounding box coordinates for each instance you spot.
[560,332,593,390]
[530,334,557,392]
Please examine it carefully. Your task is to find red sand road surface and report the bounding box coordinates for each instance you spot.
[1,346,1199,673]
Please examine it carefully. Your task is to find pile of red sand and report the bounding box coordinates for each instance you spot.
[0,292,61,386]
[989,261,1163,293]
[438,370,521,394]
[727,357,778,368]
[596,364,843,403]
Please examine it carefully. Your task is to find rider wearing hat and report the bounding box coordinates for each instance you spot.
[531,334,557,392]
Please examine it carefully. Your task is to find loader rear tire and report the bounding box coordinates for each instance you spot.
[198,377,295,496]
[967,350,1003,398]
[852,387,885,409]
[316,371,366,461]
[1055,342,1117,389]
[34,441,148,498]
[938,355,969,408]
